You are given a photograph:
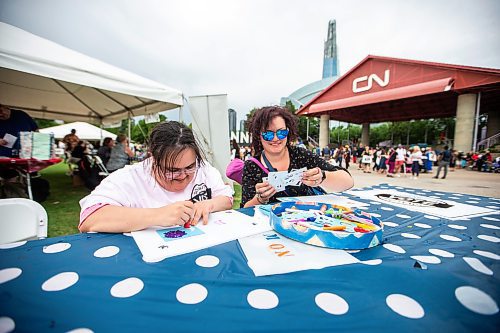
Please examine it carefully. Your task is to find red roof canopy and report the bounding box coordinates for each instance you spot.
[297,55,500,124]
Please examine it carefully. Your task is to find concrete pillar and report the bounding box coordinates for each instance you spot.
[454,93,477,152]
[361,122,370,146]
[486,109,500,139]
[319,114,330,149]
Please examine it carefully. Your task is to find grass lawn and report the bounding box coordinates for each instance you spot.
[40,162,242,238]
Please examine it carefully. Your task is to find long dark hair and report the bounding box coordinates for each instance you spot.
[248,106,298,155]
[147,121,205,182]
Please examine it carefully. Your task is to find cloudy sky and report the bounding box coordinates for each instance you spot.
[1,0,499,124]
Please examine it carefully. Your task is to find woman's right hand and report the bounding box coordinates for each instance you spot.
[157,201,194,227]
[255,181,276,203]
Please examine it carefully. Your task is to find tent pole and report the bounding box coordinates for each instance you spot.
[128,111,132,141]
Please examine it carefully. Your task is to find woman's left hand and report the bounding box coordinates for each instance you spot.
[190,200,215,225]
[302,167,323,187]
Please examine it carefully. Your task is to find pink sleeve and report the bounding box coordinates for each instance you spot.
[79,203,110,230]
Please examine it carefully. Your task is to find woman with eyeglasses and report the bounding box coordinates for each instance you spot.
[79,121,233,233]
[241,106,353,207]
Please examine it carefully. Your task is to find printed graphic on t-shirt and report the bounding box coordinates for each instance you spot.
[191,183,212,202]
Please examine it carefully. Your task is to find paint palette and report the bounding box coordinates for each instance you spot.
[270,201,384,250]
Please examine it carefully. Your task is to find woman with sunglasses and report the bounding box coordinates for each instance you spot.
[241,106,353,207]
[79,121,233,233]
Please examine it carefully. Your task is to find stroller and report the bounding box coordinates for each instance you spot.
[77,155,109,190]
[492,157,500,173]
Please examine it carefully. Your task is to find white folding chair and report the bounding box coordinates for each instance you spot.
[93,155,110,177]
[0,198,48,244]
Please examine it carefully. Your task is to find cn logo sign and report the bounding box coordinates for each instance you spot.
[352,69,390,93]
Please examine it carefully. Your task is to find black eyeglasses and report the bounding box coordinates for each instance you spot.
[261,129,289,141]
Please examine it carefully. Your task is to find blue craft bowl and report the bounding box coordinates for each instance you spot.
[270,201,384,250]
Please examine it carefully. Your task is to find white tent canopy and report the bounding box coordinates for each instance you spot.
[39,122,117,141]
[0,22,183,125]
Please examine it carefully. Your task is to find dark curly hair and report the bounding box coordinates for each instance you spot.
[146,121,205,183]
[248,106,299,155]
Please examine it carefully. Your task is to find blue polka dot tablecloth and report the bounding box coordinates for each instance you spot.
[0,184,499,333]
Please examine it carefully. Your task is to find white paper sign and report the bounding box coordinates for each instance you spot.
[2,133,17,148]
[346,189,496,220]
[277,194,369,208]
[238,231,359,276]
[131,210,272,262]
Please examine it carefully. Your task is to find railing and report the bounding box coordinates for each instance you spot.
[477,132,500,151]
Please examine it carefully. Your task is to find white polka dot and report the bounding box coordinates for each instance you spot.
[346,250,360,253]
[469,197,481,200]
[453,193,463,196]
[110,277,144,298]
[195,255,220,268]
[440,235,462,242]
[429,196,440,199]
[473,250,500,260]
[94,246,120,258]
[478,235,500,243]
[0,241,27,249]
[386,294,425,319]
[394,186,403,189]
[424,215,440,220]
[480,224,500,230]
[381,207,394,211]
[485,206,499,209]
[434,193,445,196]
[410,256,441,264]
[383,244,406,254]
[369,201,382,205]
[455,286,498,315]
[383,222,399,227]
[406,189,415,192]
[401,233,421,239]
[396,214,411,219]
[122,232,132,237]
[414,223,431,229]
[247,289,279,310]
[463,257,493,275]
[315,293,349,315]
[421,190,431,192]
[369,213,381,217]
[360,259,382,265]
[66,329,94,333]
[0,268,22,284]
[42,272,79,291]
[176,283,207,304]
[448,224,467,230]
[43,242,71,254]
[85,231,98,234]
[482,216,500,222]
[466,200,479,204]
[0,317,15,333]
[429,249,454,258]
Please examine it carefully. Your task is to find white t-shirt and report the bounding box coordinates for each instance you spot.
[80,159,233,212]
[396,148,406,161]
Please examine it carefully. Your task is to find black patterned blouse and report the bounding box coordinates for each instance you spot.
[241,146,348,207]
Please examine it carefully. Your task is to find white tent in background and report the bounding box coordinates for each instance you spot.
[0,22,183,125]
[39,122,117,141]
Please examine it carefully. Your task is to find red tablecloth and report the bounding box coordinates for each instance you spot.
[0,157,62,173]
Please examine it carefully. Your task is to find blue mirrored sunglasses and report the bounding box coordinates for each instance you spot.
[261,129,289,141]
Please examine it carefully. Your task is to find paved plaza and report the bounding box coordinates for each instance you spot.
[349,166,499,198]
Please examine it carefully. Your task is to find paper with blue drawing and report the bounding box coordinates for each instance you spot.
[132,210,271,262]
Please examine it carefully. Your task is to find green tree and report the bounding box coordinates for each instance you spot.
[34,118,59,129]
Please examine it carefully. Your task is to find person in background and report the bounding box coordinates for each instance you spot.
[106,134,134,173]
[410,146,422,179]
[361,146,373,173]
[378,148,388,175]
[395,144,406,177]
[97,137,114,166]
[0,104,38,157]
[343,145,351,169]
[424,147,435,174]
[62,129,80,152]
[79,121,233,233]
[434,145,451,179]
[230,139,241,160]
[241,106,353,207]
